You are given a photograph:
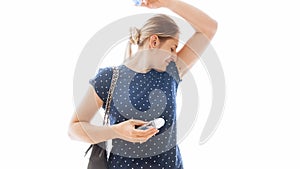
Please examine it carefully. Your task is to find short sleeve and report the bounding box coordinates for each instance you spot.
[89,67,113,108]
[166,61,182,84]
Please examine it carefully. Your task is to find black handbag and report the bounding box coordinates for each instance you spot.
[85,66,119,169]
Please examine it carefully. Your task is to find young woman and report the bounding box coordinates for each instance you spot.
[69,0,217,168]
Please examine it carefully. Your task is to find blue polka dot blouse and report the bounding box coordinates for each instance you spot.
[89,62,184,169]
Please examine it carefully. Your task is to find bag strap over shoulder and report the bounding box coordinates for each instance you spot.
[103,66,119,126]
[84,66,119,157]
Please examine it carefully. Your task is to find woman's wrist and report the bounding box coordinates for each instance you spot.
[161,0,179,9]
[109,125,120,139]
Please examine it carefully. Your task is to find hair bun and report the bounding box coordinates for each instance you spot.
[129,27,140,45]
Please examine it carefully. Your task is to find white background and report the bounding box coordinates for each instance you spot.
[1,0,299,168]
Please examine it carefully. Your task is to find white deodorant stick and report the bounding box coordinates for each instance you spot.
[137,118,165,130]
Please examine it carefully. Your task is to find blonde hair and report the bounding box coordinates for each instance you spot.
[125,14,179,59]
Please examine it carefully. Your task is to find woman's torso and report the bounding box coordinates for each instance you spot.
[90,62,183,168]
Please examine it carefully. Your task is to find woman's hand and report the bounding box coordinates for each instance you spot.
[111,119,159,143]
[141,0,173,9]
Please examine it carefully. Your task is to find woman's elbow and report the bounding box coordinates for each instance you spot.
[68,122,82,141]
[68,122,95,144]
[207,20,218,40]
[211,20,218,36]
[68,123,77,140]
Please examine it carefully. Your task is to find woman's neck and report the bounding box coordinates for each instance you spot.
[123,49,170,73]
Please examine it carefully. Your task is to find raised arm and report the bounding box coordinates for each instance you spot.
[142,0,218,77]
[165,0,218,39]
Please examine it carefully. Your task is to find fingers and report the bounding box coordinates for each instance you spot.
[129,128,159,143]
[129,119,147,126]
[127,127,159,143]
[140,3,150,8]
[116,119,160,143]
[140,0,147,6]
[132,127,159,137]
[140,0,156,8]
[141,0,149,5]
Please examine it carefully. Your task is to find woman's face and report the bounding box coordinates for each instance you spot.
[158,37,179,60]
[149,36,179,71]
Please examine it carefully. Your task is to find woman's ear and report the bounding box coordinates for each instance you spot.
[149,34,160,49]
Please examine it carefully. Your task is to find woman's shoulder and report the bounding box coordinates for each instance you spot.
[89,66,114,86]
[166,61,182,84]
[95,65,123,77]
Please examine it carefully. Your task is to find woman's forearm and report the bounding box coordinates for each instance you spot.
[164,0,218,39]
[68,122,117,144]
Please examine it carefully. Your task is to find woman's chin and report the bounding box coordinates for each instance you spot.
[154,63,169,72]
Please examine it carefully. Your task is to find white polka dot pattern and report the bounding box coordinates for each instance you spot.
[89,62,183,169]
